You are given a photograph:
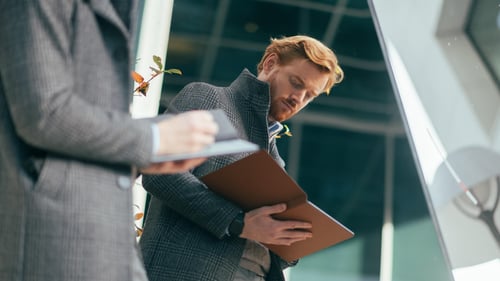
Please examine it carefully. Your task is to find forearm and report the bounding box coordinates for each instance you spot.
[142,172,241,238]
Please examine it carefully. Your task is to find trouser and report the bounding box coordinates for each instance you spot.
[233,266,266,281]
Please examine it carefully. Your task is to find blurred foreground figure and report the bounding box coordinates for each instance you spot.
[0,1,218,280]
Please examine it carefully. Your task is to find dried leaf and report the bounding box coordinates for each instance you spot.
[153,55,163,71]
[135,82,150,96]
[134,212,144,220]
[131,71,144,83]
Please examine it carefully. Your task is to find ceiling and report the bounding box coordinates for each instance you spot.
[160,0,401,131]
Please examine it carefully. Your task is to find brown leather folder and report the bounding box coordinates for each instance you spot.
[201,150,355,262]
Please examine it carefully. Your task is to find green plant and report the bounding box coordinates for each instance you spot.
[275,124,292,139]
[131,55,181,237]
[131,55,182,96]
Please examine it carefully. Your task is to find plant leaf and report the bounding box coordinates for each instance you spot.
[149,67,161,74]
[283,124,292,136]
[153,55,163,70]
[275,124,292,139]
[134,81,150,96]
[134,212,144,220]
[131,71,144,83]
[164,68,182,75]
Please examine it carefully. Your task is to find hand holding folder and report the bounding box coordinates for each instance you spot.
[201,150,355,262]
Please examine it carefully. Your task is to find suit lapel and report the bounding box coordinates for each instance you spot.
[86,0,129,38]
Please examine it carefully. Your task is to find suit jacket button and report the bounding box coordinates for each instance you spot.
[117,175,131,189]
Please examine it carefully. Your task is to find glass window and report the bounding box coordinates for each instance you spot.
[466,0,500,88]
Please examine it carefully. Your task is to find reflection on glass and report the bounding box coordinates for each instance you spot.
[466,0,500,88]
[369,0,500,280]
[453,177,499,245]
[497,10,500,29]
[430,146,500,278]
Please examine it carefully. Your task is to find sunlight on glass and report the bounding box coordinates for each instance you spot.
[452,258,500,281]
[497,9,500,29]
[386,40,445,186]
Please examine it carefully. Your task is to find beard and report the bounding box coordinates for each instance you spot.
[266,72,295,122]
[269,98,293,122]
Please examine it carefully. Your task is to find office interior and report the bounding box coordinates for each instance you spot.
[133,1,500,280]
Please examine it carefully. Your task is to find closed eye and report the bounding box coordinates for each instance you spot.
[290,77,303,90]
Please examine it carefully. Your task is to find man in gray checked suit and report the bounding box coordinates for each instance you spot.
[139,35,344,281]
[0,1,218,281]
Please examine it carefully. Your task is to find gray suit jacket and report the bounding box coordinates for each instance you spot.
[139,70,291,281]
[0,1,153,280]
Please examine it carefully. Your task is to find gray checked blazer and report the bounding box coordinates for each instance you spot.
[0,1,155,280]
[139,70,293,281]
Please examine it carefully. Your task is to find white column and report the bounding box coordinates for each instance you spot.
[131,0,174,231]
[380,135,395,281]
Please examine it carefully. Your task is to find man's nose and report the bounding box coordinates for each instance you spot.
[292,90,307,104]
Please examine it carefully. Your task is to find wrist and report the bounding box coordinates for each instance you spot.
[228,212,245,237]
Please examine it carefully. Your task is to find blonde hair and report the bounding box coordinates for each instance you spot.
[257,35,344,94]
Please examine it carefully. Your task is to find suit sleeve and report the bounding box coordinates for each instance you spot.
[143,83,242,238]
[0,0,153,167]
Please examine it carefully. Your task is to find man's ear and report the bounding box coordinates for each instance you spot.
[263,53,279,73]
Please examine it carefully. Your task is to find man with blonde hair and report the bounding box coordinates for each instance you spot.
[139,35,344,281]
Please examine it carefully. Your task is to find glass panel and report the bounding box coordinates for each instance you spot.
[283,125,385,280]
[170,0,219,35]
[335,16,385,61]
[224,1,301,41]
[321,66,394,103]
[369,0,500,280]
[211,47,262,82]
[392,138,452,281]
[466,0,500,87]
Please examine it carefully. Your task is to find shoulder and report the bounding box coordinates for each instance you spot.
[172,82,227,111]
[181,82,223,95]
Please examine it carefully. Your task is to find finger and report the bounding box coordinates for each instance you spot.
[281,235,311,246]
[165,158,207,172]
[140,158,207,174]
[190,119,219,135]
[182,111,219,134]
[139,162,175,174]
[158,118,217,154]
[281,229,312,239]
[181,134,216,153]
[266,233,312,246]
[281,220,312,230]
[254,203,287,216]
[174,158,207,170]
